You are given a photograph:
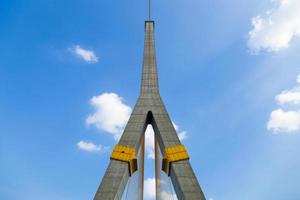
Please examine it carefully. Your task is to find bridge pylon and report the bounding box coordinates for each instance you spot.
[93,20,206,200]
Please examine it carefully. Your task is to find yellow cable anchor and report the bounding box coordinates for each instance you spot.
[162,144,190,176]
[110,145,138,176]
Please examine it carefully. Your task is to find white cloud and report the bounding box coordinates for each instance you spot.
[248,0,300,53]
[297,74,300,83]
[77,141,109,153]
[70,45,98,63]
[173,122,188,141]
[145,125,155,159]
[86,93,132,140]
[178,131,188,141]
[276,88,300,105]
[268,74,300,133]
[267,109,300,133]
[160,191,177,200]
[144,178,156,200]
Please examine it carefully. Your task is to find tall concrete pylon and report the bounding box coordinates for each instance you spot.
[93,20,206,200]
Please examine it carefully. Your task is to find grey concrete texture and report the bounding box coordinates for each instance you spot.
[93,21,206,200]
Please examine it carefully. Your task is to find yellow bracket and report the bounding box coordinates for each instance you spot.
[110,145,138,176]
[162,144,189,176]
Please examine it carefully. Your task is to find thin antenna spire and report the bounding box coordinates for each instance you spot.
[148,0,151,20]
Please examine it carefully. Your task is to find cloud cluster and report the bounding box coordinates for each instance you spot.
[268,109,300,132]
[77,141,109,153]
[70,45,98,63]
[276,88,300,105]
[86,93,132,140]
[267,74,300,133]
[248,0,300,53]
[78,93,131,153]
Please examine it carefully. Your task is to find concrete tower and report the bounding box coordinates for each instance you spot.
[93,19,206,200]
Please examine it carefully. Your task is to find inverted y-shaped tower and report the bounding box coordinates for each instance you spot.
[93,18,206,200]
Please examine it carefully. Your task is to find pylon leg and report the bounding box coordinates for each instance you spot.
[138,136,145,199]
[93,108,148,200]
[152,105,206,200]
[155,134,161,199]
[93,160,129,200]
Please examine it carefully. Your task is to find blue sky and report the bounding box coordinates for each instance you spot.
[1,0,300,199]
